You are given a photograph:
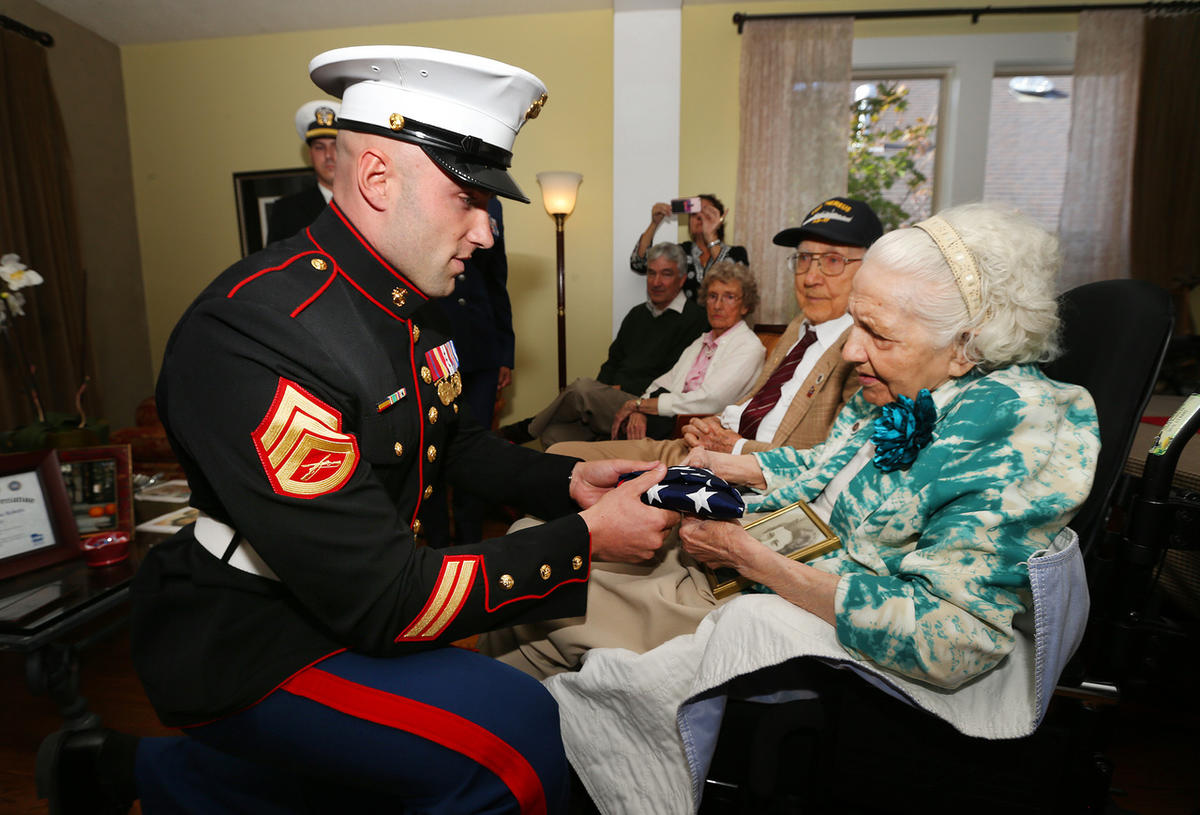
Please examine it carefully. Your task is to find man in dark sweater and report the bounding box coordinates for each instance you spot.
[500,242,708,447]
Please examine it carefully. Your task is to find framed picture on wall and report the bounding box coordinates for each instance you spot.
[233,167,313,257]
[0,450,81,580]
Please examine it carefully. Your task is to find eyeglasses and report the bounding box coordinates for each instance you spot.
[789,251,863,277]
[705,292,742,305]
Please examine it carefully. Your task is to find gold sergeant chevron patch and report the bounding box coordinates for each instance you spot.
[396,555,480,641]
[252,378,359,499]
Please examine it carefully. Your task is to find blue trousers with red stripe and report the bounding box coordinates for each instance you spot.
[134,648,570,814]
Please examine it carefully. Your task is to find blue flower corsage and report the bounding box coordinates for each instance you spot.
[871,388,936,472]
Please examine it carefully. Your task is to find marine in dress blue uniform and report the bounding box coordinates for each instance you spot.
[36,47,678,815]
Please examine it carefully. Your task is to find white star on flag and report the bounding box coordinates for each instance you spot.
[687,486,716,514]
[646,483,666,505]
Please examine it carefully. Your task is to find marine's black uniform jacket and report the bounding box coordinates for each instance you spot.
[132,204,589,727]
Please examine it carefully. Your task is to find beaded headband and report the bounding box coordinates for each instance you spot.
[913,215,983,319]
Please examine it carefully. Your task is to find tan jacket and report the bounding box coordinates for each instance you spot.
[735,315,858,454]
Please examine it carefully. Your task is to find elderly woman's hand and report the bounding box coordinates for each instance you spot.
[684,446,767,490]
[649,202,671,227]
[682,515,841,626]
[678,516,758,570]
[682,416,742,453]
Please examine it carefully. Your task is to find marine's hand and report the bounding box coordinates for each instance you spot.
[570,458,660,509]
[580,464,678,562]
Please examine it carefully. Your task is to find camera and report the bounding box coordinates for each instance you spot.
[670,197,702,214]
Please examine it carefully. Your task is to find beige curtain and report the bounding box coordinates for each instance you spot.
[0,28,99,432]
[1058,10,1146,291]
[1131,11,1200,332]
[735,18,852,325]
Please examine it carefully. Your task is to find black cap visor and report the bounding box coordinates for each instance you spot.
[422,146,529,204]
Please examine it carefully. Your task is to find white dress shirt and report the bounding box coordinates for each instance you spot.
[720,312,853,453]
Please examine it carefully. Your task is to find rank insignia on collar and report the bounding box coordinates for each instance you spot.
[252,378,359,499]
[425,341,463,406]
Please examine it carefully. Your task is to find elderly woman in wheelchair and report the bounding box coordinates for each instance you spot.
[486,203,1102,811]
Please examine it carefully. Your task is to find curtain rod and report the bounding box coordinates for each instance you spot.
[733,2,1199,32]
[0,14,54,46]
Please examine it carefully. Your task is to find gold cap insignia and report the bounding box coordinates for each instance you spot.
[389,113,405,131]
[524,92,548,121]
[315,107,336,127]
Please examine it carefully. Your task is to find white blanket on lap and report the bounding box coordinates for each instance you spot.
[544,528,1087,815]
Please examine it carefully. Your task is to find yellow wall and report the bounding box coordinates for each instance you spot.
[122,10,614,421]
[122,0,1114,422]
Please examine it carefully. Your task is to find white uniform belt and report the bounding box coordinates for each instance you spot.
[194,514,280,581]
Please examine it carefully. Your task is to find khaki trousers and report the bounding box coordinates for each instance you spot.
[527,378,636,447]
[477,522,726,680]
[547,437,693,465]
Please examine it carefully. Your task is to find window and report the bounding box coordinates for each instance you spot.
[983,74,1073,232]
[849,76,941,230]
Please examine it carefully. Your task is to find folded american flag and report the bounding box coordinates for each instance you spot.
[618,465,745,519]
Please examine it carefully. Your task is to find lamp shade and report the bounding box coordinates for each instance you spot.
[536,171,583,216]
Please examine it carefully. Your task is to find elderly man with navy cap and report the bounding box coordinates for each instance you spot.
[265,99,340,244]
[37,46,676,815]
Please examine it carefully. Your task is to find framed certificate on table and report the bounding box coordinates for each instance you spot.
[706,500,841,599]
[0,450,81,580]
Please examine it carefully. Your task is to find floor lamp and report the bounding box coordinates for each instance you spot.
[535,171,583,391]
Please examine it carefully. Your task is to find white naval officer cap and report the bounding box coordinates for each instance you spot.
[293,100,341,143]
[308,45,548,204]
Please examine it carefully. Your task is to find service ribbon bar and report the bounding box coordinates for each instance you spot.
[376,387,407,413]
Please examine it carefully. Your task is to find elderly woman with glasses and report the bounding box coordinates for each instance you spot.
[610,260,765,440]
[527,203,1102,812]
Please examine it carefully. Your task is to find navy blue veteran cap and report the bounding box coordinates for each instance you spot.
[773,197,884,249]
[294,100,340,143]
[308,45,548,203]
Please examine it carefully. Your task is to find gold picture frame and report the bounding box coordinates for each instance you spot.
[706,500,841,599]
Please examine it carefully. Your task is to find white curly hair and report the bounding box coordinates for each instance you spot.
[862,203,1062,370]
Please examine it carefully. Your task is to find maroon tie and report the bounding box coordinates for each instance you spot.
[737,326,818,439]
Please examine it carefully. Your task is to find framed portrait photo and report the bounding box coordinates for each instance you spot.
[56,445,134,541]
[233,167,314,257]
[0,450,81,580]
[706,500,842,600]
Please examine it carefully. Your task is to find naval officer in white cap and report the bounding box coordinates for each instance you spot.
[264,99,341,245]
[38,46,676,815]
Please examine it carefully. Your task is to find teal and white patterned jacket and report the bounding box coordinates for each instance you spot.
[747,364,1100,688]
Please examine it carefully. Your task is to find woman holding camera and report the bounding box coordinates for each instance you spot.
[630,194,749,299]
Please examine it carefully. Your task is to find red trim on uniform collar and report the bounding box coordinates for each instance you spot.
[328,202,428,302]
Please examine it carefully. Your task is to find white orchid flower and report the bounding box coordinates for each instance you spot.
[0,254,43,291]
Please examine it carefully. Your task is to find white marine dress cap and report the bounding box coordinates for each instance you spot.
[308,45,548,203]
